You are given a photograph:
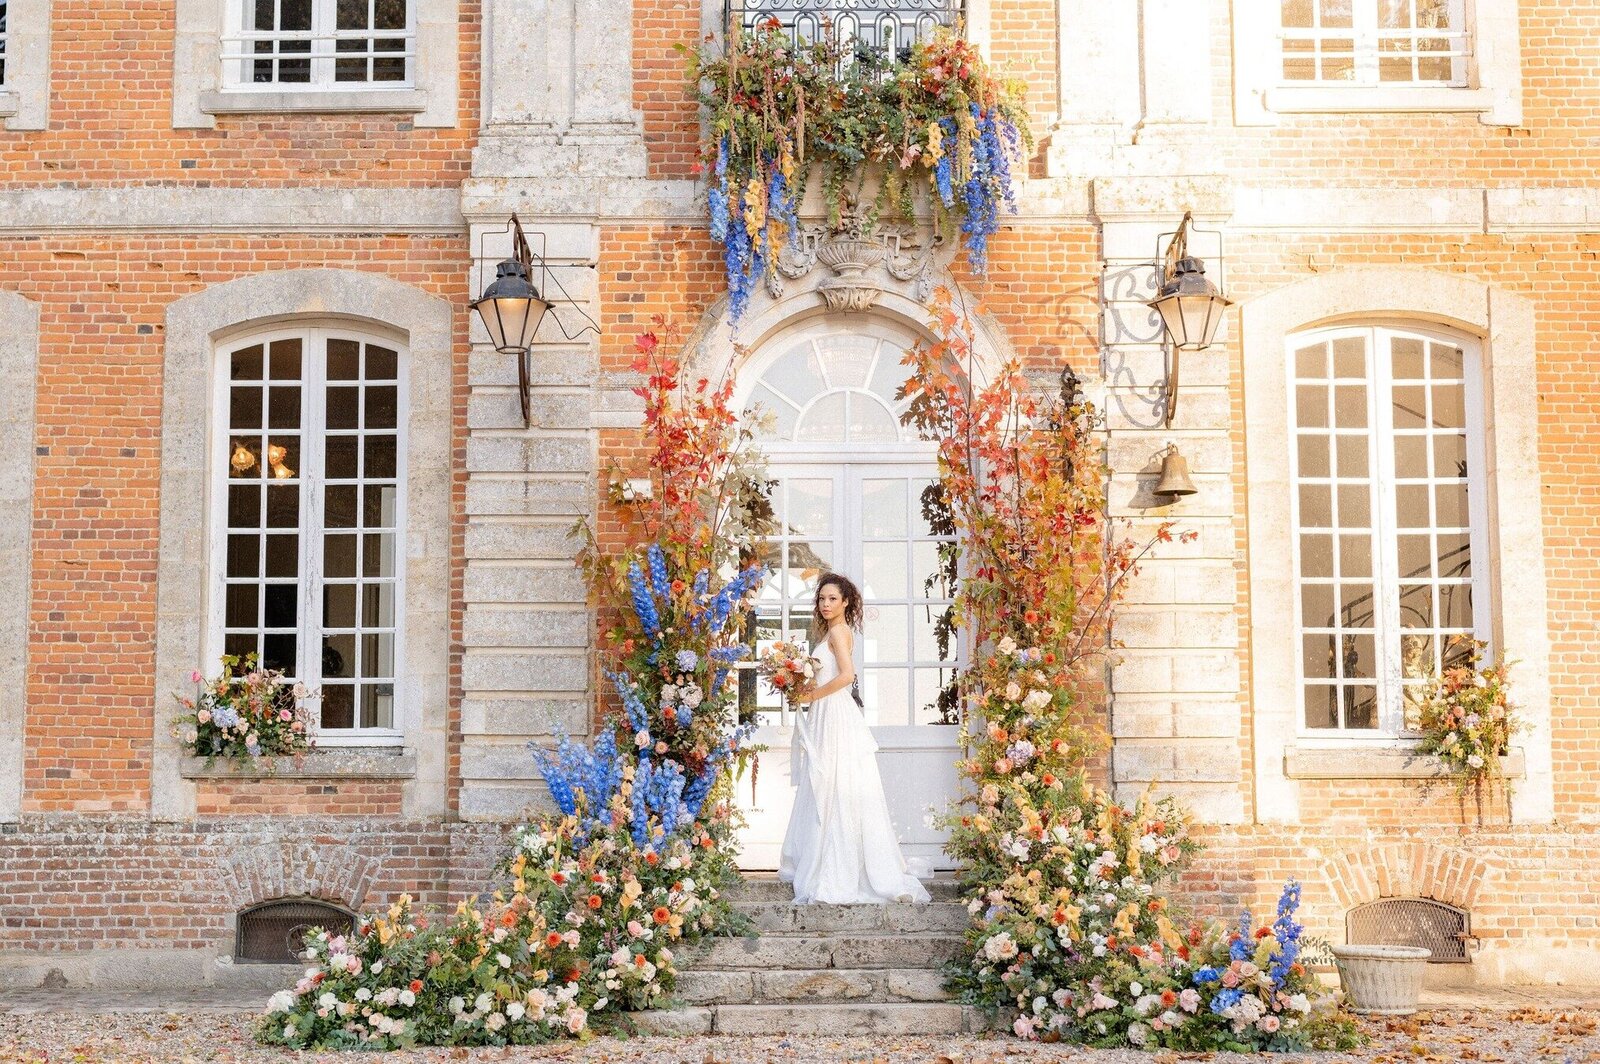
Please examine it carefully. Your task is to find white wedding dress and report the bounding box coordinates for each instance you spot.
[778,637,931,905]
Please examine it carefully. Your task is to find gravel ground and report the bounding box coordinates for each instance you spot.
[0,1005,1598,1064]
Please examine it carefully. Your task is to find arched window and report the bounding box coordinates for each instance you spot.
[210,325,407,738]
[1288,324,1489,735]
[739,321,957,729]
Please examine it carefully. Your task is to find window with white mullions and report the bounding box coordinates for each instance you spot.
[226,0,412,89]
[0,2,9,87]
[1289,325,1488,736]
[1280,0,1470,86]
[215,328,406,739]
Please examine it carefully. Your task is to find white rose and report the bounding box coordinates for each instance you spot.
[1004,682,1023,701]
[354,987,372,1002]
[507,1002,525,1022]
[448,996,465,1015]
[497,951,512,968]
[268,990,296,1013]
[997,636,1018,655]
[398,989,415,1007]
[475,992,493,1013]
[318,992,336,1009]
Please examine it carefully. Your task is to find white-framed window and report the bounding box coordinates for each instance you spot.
[223,0,414,90]
[1288,324,1489,736]
[0,1,10,88]
[1230,0,1520,124]
[211,326,408,741]
[1280,0,1469,87]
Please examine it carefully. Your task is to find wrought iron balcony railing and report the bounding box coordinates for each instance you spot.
[726,0,963,59]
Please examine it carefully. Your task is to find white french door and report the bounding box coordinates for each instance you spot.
[735,459,963,871]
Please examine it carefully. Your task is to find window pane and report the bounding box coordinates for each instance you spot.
[1334,435,1369,479]
[325,583,358,629]
[1440,585,1473,629]
[1296,385,1328,428]
[1339,583,1373,627]
[861,479,908,537]
[1393,434,1428,479]
[231,387,263,430]
[326,485,358,528]
[1282,0,1314,29]
[364,435,398,479]
[1399,583,1432,628]
[227,534,260,578]
[1397,533,1433,579]
[267,385,301,430]
[1434,481,1469,528]
[1343,685,1377,729]
[1336,484,1371,528]
[1302,634,1337,679]
[322,684,355,729]
[362,533,393,577]
[1301,583,1335,628]
[266,484,300,528]
[262,632,296,673]
[367,344,399,379]
[367,386,398,429]
[324,633,356,677]
[264,534,298,578]
[225,584,259,629]
[327,387,360,430]
[1331,336,1365,378]
[1436,531,1471,579]
[264,583,298,628]
[1392,337,1427,380]
[231,344,264,380]
[861,541,908,600]
[1392,386,1426,429]
[269,338,302,380]
[1435,432,1468,479]
[228,485,261,527]
[1333,385,1367,428]
[363,484,398,528]
[1304,684,1338,729]
[361,685,395,729]
[363,583,396,627]
[1341,633,1376,679]
[1298,484,1332,527]
[326,436,360,479]
[1300,534,1333,578]
[324,534,357,578]
[1297,434,1329,477]
[1395,484,1431,528]
[1339,533,1373,578]
[784,479,832,536]
[329,339,361,381]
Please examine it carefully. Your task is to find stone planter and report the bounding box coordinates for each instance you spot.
[1331,944,1431,1015]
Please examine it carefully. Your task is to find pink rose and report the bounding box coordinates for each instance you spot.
[1012,1015,1037,1039]
[1220,969,1240,988]
[190,670,204,684]
[627,920,646,938]
[279,709,293,722]
[197,710,211,723]
[564,1005,587,1033]
[1260,1014,1281,1033]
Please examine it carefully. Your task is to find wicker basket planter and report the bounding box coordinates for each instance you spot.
[1331,944,1432,1015]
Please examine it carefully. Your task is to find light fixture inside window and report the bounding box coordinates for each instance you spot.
[267,443,294,480]
[230,442,257,475]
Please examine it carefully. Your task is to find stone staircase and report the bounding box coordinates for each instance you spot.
[635,874,993,1036]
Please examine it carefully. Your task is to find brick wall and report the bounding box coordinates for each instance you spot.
[6,235,471,815]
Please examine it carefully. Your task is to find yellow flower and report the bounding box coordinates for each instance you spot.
[925,121,944,164]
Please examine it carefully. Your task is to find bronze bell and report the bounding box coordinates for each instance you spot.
[1153,443,1198,499]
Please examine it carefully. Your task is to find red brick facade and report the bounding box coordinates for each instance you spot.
[0,0,1597,989]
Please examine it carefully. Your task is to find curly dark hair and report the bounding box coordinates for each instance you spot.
[810,572,864,639]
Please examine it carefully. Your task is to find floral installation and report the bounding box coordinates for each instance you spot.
[899,291,1360,1051]
[688,23,1031,318]
[1411,637,1523,820]
[173,652,312,761]
[261,325,770,1050]
[755,640,819,704]
[259,784,745,1049]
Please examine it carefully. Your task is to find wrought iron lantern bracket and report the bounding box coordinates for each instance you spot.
[471,214,601,427]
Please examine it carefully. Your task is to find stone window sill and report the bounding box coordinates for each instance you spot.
[199,88,429,116]
[1264,86,1495,115]
[1284,744,1524,780]
[179,749,416,780]
[0,93,18,118]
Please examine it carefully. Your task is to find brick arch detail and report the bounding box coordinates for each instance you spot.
[1319,842,1490,913]
[222,839,380,912]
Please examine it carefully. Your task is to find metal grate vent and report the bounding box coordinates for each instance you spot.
[235,899,356,964]
[1346,897,1470,963]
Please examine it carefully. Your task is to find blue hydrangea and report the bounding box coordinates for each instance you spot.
[675,649,699,673]
[1191,966,1221,985]
[1209,987,1244,1014]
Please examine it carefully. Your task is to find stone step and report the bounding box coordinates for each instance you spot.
[689,933,965,971]
[734,900,971,935]
[676,966,950,1006]
[730,876,964,904]
[633,1001,994,1036]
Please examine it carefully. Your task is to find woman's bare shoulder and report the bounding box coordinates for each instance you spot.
[828,623,855,655]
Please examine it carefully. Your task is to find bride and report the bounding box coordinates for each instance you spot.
[778,574,930,905]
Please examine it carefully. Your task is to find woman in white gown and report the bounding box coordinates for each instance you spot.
[778,574,930,905]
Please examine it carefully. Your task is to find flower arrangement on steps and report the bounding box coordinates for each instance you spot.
[899,289,1363,1052]
[689,23,1031,319]
[256,324,773,1050]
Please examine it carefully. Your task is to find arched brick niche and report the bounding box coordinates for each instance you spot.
[1319,842,1489,914]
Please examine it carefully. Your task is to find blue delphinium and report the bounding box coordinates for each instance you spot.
[530,729,623,839]
[608,671,651,733]
[647,544,671,601]
[1230,908,1254,962]
[1267,880,1305,989]
[708,136,731,241]
[627,561,661,641]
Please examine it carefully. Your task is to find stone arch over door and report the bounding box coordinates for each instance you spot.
[0,290,40,822]
[1240,268,1549,824]
[155,270,455,820]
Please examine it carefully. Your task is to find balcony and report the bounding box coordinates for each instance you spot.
[726,0,963,58]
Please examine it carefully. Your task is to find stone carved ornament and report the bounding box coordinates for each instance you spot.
[765,199,941,312]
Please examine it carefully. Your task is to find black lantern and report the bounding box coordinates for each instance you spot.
[468,215,599,427]
[1147,213,1232,353]
[471,258,551,354]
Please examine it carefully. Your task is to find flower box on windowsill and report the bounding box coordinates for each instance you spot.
[1283,745,1524,781]
[178,748,416,780]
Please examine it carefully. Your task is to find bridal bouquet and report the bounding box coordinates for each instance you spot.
[757,641,819,703]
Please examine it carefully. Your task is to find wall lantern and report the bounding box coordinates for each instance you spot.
[469,214,599,427]
[1146,211,1231,501]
